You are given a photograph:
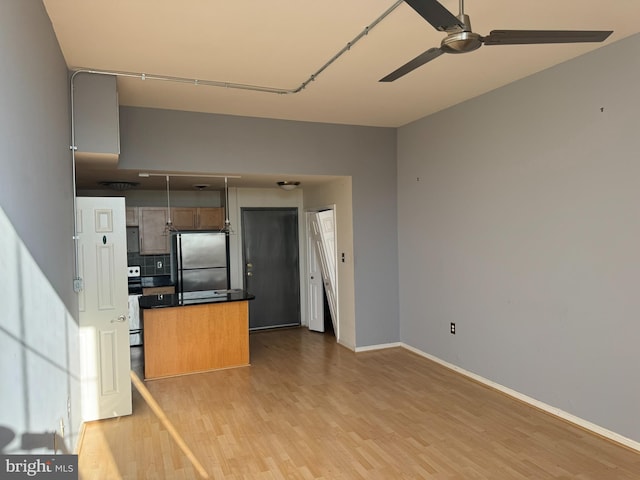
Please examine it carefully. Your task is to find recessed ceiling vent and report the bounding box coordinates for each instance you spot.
[99,181,139,191]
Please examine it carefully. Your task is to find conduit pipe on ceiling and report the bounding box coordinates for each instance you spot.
[69,0,403,96]
[69,1,402,292]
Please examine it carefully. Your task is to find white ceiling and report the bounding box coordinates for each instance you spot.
[43,0,640,189]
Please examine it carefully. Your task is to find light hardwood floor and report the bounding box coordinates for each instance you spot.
[79,328,639,479]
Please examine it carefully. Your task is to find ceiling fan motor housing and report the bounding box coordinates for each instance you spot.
[441,31,483,53]
[441,14,482,54]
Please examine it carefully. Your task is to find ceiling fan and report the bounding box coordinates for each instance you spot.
[380,0,613,82]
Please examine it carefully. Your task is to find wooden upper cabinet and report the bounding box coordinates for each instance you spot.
[139,208,170,254]
[196,207,224,230]
[171,207,224,230]
[171,207,197,230]
[136,207,224,254]
[126,207,139,226]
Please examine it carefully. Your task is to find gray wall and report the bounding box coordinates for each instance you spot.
[0,1,75,309]
[0,0,80,452]
[397,34,640,442]
[118,107,399,346]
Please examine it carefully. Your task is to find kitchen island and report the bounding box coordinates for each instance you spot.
[139,290,255,380]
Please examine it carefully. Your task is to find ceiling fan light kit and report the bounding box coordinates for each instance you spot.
[380,0,613,82]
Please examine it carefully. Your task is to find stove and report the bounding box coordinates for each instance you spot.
[127,265,143,347]
[127,265,142,294]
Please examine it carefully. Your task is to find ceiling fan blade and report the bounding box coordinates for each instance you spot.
[380,47,444,82]
[483,30,613,45]
[404,0,464,32]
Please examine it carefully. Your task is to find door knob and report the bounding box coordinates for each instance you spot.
[111,315,126,323]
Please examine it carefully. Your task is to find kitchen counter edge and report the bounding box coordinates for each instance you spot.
[139,290,255,309]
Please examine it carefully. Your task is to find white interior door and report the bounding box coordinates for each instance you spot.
[310,210,338,336]
[307,213,324,332]
[77,197,132,421]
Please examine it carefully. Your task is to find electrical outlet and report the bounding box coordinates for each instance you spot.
[156,261,163,269]
[450,322,456,334]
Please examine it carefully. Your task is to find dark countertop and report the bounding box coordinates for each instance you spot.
[141,275,174,288]
[139,289,255,309]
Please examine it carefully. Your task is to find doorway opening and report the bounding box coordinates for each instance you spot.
[322,284,335,337]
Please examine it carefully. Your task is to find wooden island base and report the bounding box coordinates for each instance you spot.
[143,300,249,380]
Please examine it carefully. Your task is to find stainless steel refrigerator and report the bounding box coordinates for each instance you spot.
[171,231,229,293]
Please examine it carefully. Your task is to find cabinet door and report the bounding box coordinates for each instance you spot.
[126,227,140,253]
[197,207,224,230]
[171,207,197,230]
[125,207,138,226]
[139,208,170,254]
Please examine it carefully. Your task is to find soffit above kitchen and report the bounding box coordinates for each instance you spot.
[43,1,640,129]
[76,166,343,192]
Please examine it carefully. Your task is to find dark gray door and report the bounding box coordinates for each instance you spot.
[242,208,300,330]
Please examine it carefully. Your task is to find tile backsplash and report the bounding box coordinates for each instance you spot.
[127,252,171,276]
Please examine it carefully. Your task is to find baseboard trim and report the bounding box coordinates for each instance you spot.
[355,342,402,353]
[355,341,640,453]
[400,343,640,453]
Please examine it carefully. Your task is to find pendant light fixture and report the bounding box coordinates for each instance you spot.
[164,175,178,233]
[138,172,240,234]
[220,176,234,235]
